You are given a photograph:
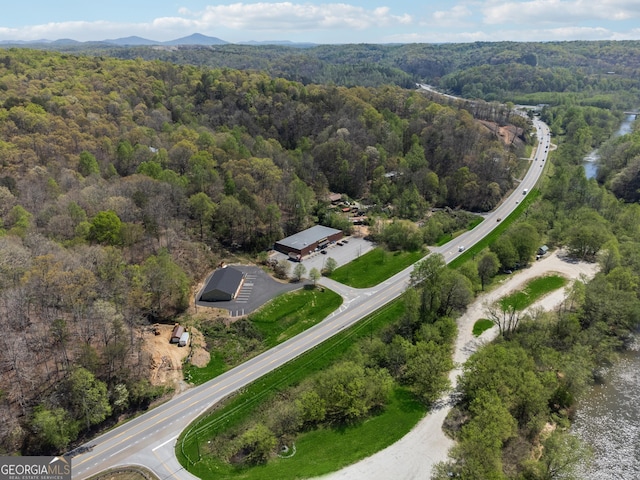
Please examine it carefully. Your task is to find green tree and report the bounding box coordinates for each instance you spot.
[188,192,216,240]
[232,422,276,465]
[293,262,307,282]
[478,251,500,290]
[522,431,592,480]
[78,151,100,177]
[508,222,539,266]
[65,367,111,430]
[309,267,321,286]
[141,249,190,319]
[31,406,79,451]
[381,219,423,251]
[314,361,392,424]
[323,257,338,275]
[490,236,518,270]
[89,210,122,245]
[295,388,326,426]
[404,341,453,405]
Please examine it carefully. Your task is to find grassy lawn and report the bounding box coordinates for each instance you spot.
[500,274,567,310]
[177,300,410,477]
[184,287,342,386]
[250,287,343,348]
[190,387,424,480]
[328,248,426,288]
[184,351,227,385]
[473,319,494,337]
[448,188,541,270]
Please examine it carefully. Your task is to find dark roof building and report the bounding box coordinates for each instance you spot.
[170,324,185,343]
[274,225,343,257]
[200,267,245,302]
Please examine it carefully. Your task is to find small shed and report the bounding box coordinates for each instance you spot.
[179,331,190,347]
[170,324,184,343]
[200,266,245,302]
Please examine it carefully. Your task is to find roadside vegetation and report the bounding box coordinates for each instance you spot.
[184,287,342,385]
[326,247,426,288]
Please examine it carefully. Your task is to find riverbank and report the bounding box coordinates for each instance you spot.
[319,250,599,480]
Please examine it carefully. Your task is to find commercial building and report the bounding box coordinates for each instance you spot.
[200,266,245,302]
[274,225,343,258]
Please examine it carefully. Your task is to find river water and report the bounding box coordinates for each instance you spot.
[572,114,639,479]
[572,342,640,479]
[583,114,636,179]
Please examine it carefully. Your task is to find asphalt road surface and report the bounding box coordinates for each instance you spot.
[71,113,551,480]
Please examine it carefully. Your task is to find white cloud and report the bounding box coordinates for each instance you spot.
[432,5,473,24]
[482,0,640,25]
[183,3,412,32]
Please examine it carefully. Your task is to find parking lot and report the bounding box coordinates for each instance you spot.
[271,235,376,278]
[196,265,308,317]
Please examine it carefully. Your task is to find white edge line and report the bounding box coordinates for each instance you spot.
[152,436,177,452]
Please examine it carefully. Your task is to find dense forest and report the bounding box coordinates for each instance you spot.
[0,48,525,454]
[1,39,640,479]
[19,40,640,108]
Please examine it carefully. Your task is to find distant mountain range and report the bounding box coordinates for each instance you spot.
[0,33,317,48]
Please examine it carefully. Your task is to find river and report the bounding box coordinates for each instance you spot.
[572,342,640,479]
[572,114,639,479]
[583,114,636,179]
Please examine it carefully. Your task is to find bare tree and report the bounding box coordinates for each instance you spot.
[484,300,523,337]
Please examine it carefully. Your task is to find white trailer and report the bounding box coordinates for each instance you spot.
[178,331,189,347]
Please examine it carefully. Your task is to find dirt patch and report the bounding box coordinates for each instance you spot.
[188,327,210,368]
[479,120,524,149]
[141,324,209,389]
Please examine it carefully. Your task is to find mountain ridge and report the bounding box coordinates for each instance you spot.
[0,32,318,47]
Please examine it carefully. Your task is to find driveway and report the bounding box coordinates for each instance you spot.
[195,265,309,317]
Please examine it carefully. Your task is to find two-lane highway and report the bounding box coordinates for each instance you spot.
[72,109,551,480]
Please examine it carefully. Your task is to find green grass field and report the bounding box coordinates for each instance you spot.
[500,274,567,310]
[328,248,426,287]
[250,287,343,348]
[472,319,494,337]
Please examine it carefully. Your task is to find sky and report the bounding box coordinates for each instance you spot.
[2,1,640,44]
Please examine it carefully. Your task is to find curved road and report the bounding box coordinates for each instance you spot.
[71,105,551,480]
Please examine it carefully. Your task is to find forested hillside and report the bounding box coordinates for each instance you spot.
[0,49,525,454]
[26,40,640,107]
